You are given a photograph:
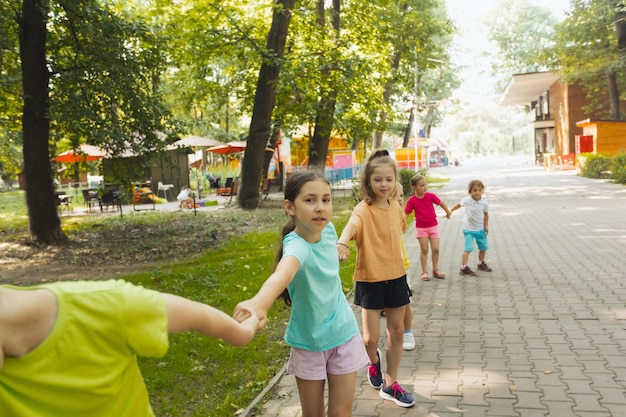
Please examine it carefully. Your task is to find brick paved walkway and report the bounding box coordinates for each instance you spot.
[246,157,626,417]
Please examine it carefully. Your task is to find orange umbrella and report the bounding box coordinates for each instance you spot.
[207,141,247,155]
[55,144,106,163]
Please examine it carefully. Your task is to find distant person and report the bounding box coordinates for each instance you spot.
[234,171,368,417]
[391,182,415,351]
[337,149,415,408]
[449,179,492,276]
[177,185,193,208]
[404,174,451,281]
[0,279,260,417]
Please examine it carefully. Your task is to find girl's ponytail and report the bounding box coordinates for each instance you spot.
[275,219,296,306]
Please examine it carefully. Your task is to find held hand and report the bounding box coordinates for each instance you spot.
[234,302,267,331]
[234,300,257,321]
[337,244,350,263]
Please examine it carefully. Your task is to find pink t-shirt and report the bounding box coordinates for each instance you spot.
[404,193,441,228]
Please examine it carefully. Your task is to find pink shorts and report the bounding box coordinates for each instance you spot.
[416,224,440,239]
[287,333,369,380]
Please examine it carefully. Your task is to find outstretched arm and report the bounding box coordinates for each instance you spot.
[439,201,452,219]
[449,203,461,215]
[337,222,357,262]
[163,293,260,346]
[233,255,300,327]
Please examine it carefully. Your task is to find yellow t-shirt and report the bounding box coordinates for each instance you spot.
[0,279,168,417]
[401,239,410,270]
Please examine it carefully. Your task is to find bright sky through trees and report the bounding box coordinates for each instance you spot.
[445,0,570,101]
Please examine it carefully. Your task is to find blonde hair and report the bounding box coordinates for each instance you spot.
[390,182,404,204]
[410,174,426,187]
[359,149,397,204]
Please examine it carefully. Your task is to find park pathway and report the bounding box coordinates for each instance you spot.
[246,157,626,417]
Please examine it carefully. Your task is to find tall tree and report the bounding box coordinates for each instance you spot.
[486,0,557,93]
[20,0,65,244]
[371,0,453,149]
[9,0,172,244]
[547,0,626,120]
[307,0,340,173]
[239,0,296,209]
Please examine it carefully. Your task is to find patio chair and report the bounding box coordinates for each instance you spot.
[261,178,270,200]
[100,189,122,212]
[81,189,101,212]
[218,177,234,196]
[226,180,239,206]
[55,191,73,214]
[157,181,174,201]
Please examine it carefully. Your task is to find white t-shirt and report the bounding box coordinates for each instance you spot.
[459,195,488,231]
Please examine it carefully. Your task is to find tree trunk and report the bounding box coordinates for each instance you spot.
[423,105,434,138]
[238,0,296,209]
[308,0,340,173]
[607,71,620,120]
[19,0,66,245]
[610,2,626,120]
[372,49,402,149]
[402,108,414,147]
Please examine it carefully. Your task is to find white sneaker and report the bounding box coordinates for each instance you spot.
[402,332,416,350]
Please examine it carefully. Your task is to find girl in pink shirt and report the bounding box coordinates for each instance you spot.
[404,174,451,281]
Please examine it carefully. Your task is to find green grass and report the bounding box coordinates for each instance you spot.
[0,190,357,416]
[0,190,29,238]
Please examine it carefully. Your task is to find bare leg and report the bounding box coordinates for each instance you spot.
[418,237,429,273]
[361,308,381,363]
[327,372,358,417]
[382,305,406,384]
[296,377,326,417]
[461,251,470,266]
[478,250,486,263]
[430,237,440,271]
[403,304,412,331]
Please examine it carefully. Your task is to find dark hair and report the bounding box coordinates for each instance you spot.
[359,149,397,204]
[276,170,330,305]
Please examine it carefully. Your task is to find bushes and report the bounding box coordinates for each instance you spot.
[578,152,626,184]
[578,153,612,179]
[611,152,626,184]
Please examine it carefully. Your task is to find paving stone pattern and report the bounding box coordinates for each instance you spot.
[248,159,626,417]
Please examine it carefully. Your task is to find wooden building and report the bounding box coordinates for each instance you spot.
[500,71,626,167]
[575,119,626,155]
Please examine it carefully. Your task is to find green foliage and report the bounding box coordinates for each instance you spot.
[578,153,612,179]
[0,190,28,238]
[610,152,626,184]
[543,0,625,118]
[485,0,557,92]
[398,168,420,196]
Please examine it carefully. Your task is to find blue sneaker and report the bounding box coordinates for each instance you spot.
[379,380,415,407]
[367,349,383,389]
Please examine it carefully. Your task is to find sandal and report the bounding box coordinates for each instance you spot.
[433,270,446,279]
[421,272,430,281]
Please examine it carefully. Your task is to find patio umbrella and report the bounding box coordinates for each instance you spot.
[54,144,107,163]
[170,136,222,148]
[207,141,247,155]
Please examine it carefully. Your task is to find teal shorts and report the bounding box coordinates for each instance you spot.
[463,229,488,252]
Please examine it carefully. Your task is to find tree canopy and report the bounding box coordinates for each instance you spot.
[1,0,479,240]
